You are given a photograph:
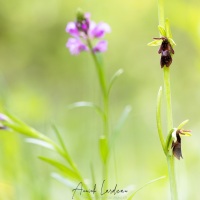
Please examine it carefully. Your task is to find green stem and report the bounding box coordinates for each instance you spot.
[163,66,177,200]
[87,38,109,199]
[167,155,178,200]
[157,0,165,28]
[163,67,173,132]
[157,0,177,199]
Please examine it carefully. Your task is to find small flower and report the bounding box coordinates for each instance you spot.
[66,10,111,55]
[90,22,111,38]
[66,38,88,55]
[93,40,108,53]
[171,129,191,160]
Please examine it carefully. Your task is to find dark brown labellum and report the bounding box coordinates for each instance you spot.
[153,37,175,68]
[171,130,183,160]
[160,50,172,67]
[172,140,183,160]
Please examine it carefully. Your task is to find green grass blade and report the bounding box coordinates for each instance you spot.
[128,176,166,200]
[51,172,78,188]
[67,101,105,119]
[39,156,80,181]
[25,138,55,150]
[110,105,132,147]
[107,69,123,95]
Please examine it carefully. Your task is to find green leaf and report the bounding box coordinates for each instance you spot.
[4,110,28,127]
[156,86,166,154]
[67,101,104,119]
[110,105,132,147]
[25,138,55,150]
[39,156,80,181]
[127,176,166,200]
[158,25,166,36]
[99,136,109,164]
[147,40,162,46]
[108,69,124,95]
[165,129,176,153]
[51,125,77,169]
[51,172,78,189]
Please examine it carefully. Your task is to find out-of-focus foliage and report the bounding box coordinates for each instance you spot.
[0,0,200,199]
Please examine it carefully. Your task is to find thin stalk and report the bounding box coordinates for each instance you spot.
[87,38,109,199]
[163,66,177,200]
[167,155,178,200]
[157,0,165,28]
[157,0,178,199]
[163,67,173,132]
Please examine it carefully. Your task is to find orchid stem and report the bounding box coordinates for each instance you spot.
[157,0,178,199]
[87,38,109,200]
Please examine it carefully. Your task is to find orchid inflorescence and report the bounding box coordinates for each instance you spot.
[66,11,111,55]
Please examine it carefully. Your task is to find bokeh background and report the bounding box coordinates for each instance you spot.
[0,0,200,199]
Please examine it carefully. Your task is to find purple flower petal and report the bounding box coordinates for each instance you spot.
[66,38,88,55]
[90,22,111,38]
[93,40,108,53]
[66,22,79,37]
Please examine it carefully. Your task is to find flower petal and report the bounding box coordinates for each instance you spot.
[66,38,88,55]
[90,22,111,38]
[66,22,79,37]
[93,40,108,53]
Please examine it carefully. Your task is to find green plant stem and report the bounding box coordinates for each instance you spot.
[163,67,173,132]
[87,39,109,199]
[167,155,178,200]
[157,0,178,199]
[157,0,165,29]
[163,67,177,200]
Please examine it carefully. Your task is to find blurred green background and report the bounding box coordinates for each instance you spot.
[0,0,200,199]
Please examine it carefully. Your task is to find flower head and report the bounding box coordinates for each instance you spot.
[171,129,192,160]
[66,10,111,55]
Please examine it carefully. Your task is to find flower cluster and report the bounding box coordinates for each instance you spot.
[66,12,111,55]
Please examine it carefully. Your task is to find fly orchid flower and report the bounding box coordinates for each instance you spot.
[171,129,192,160]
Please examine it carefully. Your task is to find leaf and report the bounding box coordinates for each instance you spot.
[158,25,166,36]
[4,110,28,127]
[25,138,55,150]
[51,172,78,189]
[165,129,176,152]
[110,105,132,147]
[67,101,104,119]
[51,125,75,166]
[127,176,166,200]
[99,136,109,164]
[108,69,124,95]
[39,156,80,181]
[147,40,162,46]
[156,86,166,154]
